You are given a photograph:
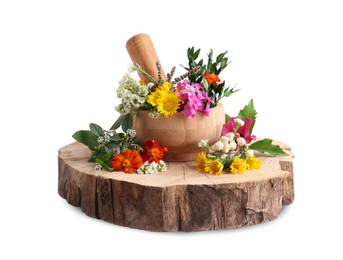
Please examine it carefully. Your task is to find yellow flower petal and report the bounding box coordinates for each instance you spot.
[156,92,181,117]
[230,157,246,174]
[245,156,261,170]
[205,159,223,175]
[196,152,208,172]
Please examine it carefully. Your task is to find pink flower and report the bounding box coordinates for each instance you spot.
[222,118,236,136]
[222,117,256,144]
[176,80,213,118]
[182,95,203,118]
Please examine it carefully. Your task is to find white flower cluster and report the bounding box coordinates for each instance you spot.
[198,139,209,149]
[137,160,167,175]
[209,135,254,158]
[126,129,136,138]
[97,132,112,145]
[116,74,153,114]
[234,118,245,127]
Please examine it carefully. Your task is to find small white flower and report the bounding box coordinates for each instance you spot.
[95,163,102,172]
[207,154,216,159]
[97,136,104,144]
[149,111,160,119]
[198,139,209,148]
[219,137,229,153]
[229,141,237,150]
[234,118,245,127]
[113,148,120,156]
[211,140,224,151]
[126,129,136,138]
[236,137,246,146]
[136,167,145,175]
[220,154,228,160]
[225,132,235,141]
[158,160,167,172]
[147,82,155,88]
[245,150,254,157]
[219,136,229,143]
[105,130,116,137]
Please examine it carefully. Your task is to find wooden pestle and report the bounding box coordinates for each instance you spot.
[126,33,167,82]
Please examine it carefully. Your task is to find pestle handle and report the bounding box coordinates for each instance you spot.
[126,33,167,82]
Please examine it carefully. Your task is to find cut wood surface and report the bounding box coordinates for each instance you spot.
[58,140,294,232]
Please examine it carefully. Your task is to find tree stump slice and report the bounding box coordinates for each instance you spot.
[58,140,294,232]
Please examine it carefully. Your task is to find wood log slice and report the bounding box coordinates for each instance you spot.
[58,140,294,232]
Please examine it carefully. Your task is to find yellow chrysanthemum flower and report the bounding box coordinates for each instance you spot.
[196,152,208,172]
[230,157,246,174]
[245,156,261,170]
[205,159,224,175]
[156,92,181,117]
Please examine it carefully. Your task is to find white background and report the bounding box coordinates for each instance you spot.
[1,0,342,259]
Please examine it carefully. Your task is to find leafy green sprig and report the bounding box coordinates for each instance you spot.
[72,113,138,171]
[182,47,238,107]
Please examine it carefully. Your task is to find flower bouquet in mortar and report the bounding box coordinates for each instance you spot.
[72,34,287,175]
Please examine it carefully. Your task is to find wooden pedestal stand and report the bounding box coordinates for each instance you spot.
[58,141,294,232]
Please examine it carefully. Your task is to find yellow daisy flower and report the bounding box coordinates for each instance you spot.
[159,81,171,92]
[156,92,181,117]
[148,91,161,107]
[230,157,246,174]
[147,83,171,107]
[205,159,224,175]
[245,156,261,170]
[196,152,208,172]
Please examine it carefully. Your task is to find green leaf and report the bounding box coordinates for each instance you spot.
[110,114,125,130]
[238,99,257,134]
[89,123,104,137]
[224,86,239,97]
[216,51,227,63]
[194,48,201,59]
[72,130,98,148]
[95,158,113,172]
[249,138,288,156]
[202,76,210,91]
[122,113,133,132]
[207,49,213,71]
[225,113,230,123]
[106,142,119,150]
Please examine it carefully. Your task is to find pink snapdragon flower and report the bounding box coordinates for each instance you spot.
[222,117,256,144]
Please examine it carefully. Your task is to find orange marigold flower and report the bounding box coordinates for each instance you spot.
[142,139,167,163]
[111,149,144,174]
[203,73,221,87]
